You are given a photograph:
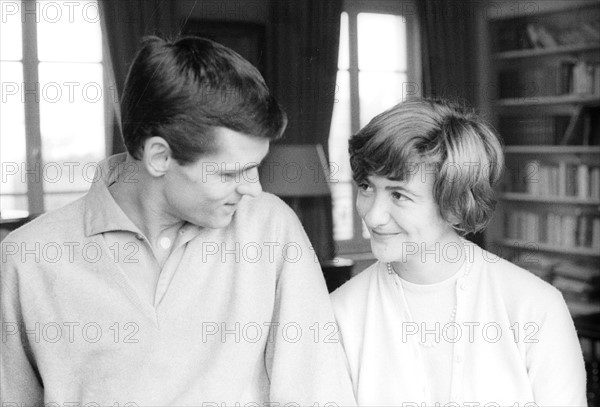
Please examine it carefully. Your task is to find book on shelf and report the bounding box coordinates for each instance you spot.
[510,253,557,282]
[499,67,558,98]
[553,276,600,301]
[573,61,598,95]
[591,167,600,199]
[509,255,600,303]
[525,23,558,48]
[578,164,589,199]
[505,211,600,249]
[553,260,600,303]
[495,21,532,52]
[556,21,600,46]
[554,260,600,284]
[567,299,600,317]
[580,21,600,43]
[527,22,600,49]
[495,19,599,52]
[504,161,600,199]
[498,115,569,145]
[498,61,600,99]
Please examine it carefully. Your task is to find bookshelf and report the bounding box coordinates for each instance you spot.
[480,1,600,320]
[478,4,600,400]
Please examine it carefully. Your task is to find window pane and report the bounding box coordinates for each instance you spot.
[357,13,406,72]
[36,0,102,62]
[0,0,23,60]
[359,71,407,127]
[0,61,28,212]
[338,12,349,70]
[332,182,354,241]
[328,70,352,182]
[38,62,105,208]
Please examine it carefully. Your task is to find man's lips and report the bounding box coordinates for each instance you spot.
[224,202,239,212]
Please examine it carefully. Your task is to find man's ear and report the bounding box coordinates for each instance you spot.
[142,137,172,177]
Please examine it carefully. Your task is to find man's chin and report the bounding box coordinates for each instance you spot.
[210,212,236,229]
[187,213,235,230]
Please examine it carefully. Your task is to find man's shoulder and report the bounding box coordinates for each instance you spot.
[235,192,299,225]
[4,198,86,244]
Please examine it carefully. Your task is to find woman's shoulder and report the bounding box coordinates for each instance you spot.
[472,243,564,304]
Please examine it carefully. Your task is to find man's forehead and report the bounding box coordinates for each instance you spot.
[196,128,270,167]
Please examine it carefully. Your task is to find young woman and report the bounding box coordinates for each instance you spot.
[331,99,586,406]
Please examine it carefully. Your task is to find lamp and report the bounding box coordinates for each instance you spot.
[259,144,331,204]
[258,143,331,255]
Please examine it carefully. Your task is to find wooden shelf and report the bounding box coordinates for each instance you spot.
[499,239,600,256]
[496,94,600,107]
[504,146,600,154]
[494,43,600,60]
[500,193,600,205]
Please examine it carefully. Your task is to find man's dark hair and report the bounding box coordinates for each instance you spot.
[120,36,287,164]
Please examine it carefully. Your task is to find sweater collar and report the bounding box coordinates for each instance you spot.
[83,153,143,237]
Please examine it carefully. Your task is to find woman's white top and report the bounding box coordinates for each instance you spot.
[331,241,587,406]
[399,263,462,404]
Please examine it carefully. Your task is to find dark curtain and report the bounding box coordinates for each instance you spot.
[417,0,483,246]
[417,0,477,105]
[266,0,342,261]
[100,0,178,154]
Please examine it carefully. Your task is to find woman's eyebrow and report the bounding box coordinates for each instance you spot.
[384,185,420,197]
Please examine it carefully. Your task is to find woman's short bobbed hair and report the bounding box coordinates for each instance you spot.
[349,98,504,235]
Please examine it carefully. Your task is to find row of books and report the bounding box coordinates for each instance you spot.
[498,60,600,99]
[504,162,600,199]
[511,255,600,301]
[498,116,570,145]
[567,60,600,96]
[505,211,600,249]
[495,20,599,52]
[526,22,600,49]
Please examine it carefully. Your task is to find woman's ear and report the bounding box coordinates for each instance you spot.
[142,137,172,177]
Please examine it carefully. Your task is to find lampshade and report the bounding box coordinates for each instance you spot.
[259,144,331,197]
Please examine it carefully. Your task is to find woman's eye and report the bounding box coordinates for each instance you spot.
[358,183,371,191]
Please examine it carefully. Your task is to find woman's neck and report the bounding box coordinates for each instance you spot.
[390,234,466,285]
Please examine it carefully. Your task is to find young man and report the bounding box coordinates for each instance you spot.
[1,37,355,405]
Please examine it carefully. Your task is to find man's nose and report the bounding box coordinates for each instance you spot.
[236,168,262,198]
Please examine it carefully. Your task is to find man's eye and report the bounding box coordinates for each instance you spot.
[391,191,407,201]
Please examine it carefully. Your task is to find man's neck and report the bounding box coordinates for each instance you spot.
[108,157,183,244]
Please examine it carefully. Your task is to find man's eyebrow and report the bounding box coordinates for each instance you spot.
[220,161,263,173]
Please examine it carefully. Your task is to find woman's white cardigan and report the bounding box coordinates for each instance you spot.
[331,241,587,406]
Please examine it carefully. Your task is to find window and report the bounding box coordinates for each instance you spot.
[0,0,109,217]
[329,0,420,254]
